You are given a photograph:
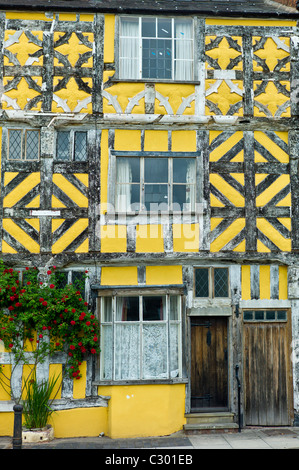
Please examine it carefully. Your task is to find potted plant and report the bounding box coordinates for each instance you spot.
[0,261,100,446]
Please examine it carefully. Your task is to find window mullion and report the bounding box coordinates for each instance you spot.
[112,296,116,381]
[139,295,143,380]
[139,17,142,79]
[172,18,175,80]
[140,157,145,211]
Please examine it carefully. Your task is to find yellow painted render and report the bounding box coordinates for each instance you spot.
[53,174,88,207]
[206,80,243,116]
[100,225,127,253]
[241,265,251,300]
[104,14,115,63]
[73,362,87,399]
[101,267,138,286]
[210,174,244,207]
[52,77,92,113]
[259,265,271,299]
[114,129,141,151]
[0,413,14,436]
[51,219,88,254]
[257,218,291,252]
[49,407,108,438]
[256,174,290,207]
[173,224,199,252]
[3,77,42,111]
[146,266,183,285]
[136,225,164,253]
[279,265,288,300]
[2,219,40,253]
[154,83,195,115]
[171,130,197,152]
[210,218,246,252]
[205,36,243,70]
[254,81,290,117]
[98,384,186,438]
[49,364,63,400]
[54,32,93,67]
[0,365,11,401]
[253,37,290,72]
[205,18,297,27]
[103,82,145,114]
[144,130,169,151]
[209,131,244,162]
[5,11,54,21]
[3,173,40,208]
[254,131,289,162]
[101,129,109,213]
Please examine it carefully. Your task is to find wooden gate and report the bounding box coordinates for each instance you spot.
[191,316,228,410]
[243,310,293,426]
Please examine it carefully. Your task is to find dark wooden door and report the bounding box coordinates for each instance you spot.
[191,316,228,410]
[244,314,293,426]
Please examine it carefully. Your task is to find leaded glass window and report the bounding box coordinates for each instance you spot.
[195,267,229,298]
[56,130,87,162]
[8,129,40,161]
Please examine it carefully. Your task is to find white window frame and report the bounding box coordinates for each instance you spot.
[119,15,194,81]
[99,292,183,382]
[109,151,199,214]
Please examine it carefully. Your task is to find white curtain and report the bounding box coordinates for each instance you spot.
[120,18,139,79]
[116,158,132,212]
[174,19,193,80]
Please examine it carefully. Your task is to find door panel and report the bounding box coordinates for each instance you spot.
[191,316,228,410]
[244,313,292,426]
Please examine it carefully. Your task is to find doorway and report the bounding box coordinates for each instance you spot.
[190,316,228,411]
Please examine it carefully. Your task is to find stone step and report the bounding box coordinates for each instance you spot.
[184,422,239,433]
[185,412,235,425]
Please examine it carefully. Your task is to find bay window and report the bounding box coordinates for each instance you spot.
[99,293,182,381]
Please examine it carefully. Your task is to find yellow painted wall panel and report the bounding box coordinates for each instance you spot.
[49,407,108,438]
[136,225,164,253]
[3,173,40,208]
[49,364,63,400]
[205,18,297,27]
[241,265,251,300]
[98,384,185,438]
[2,219,40,253]
[104,14,115,63]
[101,267,138,286]
[259,265,271,299]
[146,266,183,285]
[173,224,199,252]
[171,131,197,152]
[100,225,127,253]
[279,265,288,300]
[114,129,141,151]
[101,129,109,213]
[73,362,87,399]
[144,131,168,151]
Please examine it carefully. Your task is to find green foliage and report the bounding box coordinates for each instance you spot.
[0,260,100,385]
[22,373,61,430]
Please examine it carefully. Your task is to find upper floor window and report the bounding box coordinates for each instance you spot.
[56,130,87,162]
[195,267,229,298]
[115,155,196,212]
[119,16,193,81]
[8,129,40,161]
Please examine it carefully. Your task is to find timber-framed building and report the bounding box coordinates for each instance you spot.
[1,0,299,437]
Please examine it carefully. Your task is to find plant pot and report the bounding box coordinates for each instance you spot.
[22,424,54,443]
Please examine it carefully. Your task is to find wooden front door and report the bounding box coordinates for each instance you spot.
[191,316,228,410]
[243,310,293,426]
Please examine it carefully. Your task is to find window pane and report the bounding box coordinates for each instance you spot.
[57,131,70,161]
[214,268,229,297]
[170,323,179,377]
[8,130,22,160]
[74,131,87,161]
[195,269,209,297]
[143,296,166,321]
[116,297,139,321]
[277,310,287,320]
[243,311,253,321]
[173,158,195,183]
[142,38,172,79]
[144,184,168,209]
[142,324,167,379]
[169,296,180,320]
[55,271,68,289]
[26,130,39,160]
[145,158,168,182]
[142,17,156,38]
[266,310,275,320]
[117,158,140,183]
[174,18,193,39]
[115,324,140,380]
[158,18,172,38]
[255,311,264,321]
[102,297,112,323]
[101,325,113,379]
[72,271,86,298]
[121,17,139,37]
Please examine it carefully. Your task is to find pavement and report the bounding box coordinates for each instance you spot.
[2,427,299,451]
